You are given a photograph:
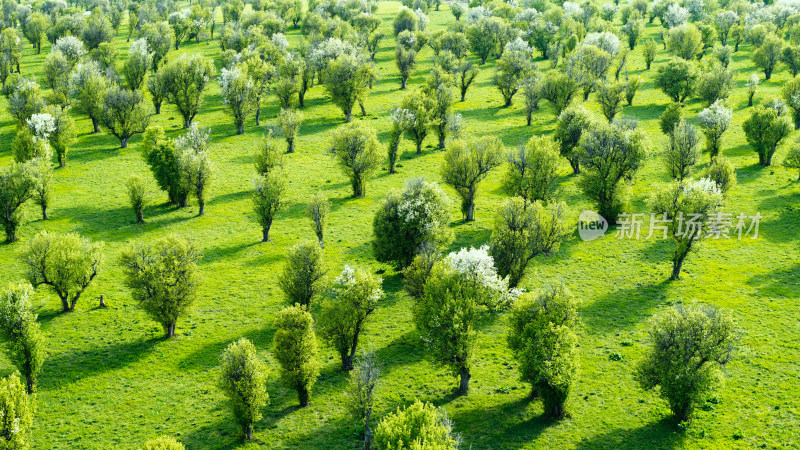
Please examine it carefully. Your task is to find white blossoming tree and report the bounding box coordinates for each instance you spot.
[697,100,733,160]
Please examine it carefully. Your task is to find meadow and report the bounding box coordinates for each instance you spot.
[0,1,798,448]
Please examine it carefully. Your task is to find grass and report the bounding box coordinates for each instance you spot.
[0,2,798,448]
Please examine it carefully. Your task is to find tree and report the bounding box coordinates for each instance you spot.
[508,284,579,418]
[277,108,303,153]
[393,7,419,35]
[22,12,47,54]
[273,305,319,407]
[319,265,384,370]
[520,74,541,126]
[70,62,110,133]
[346,351,380,450]
[119,235,201,338]
[663,120,700,181]
[706,156,737,194]
[100,86,151,148]
[127,176,146,223]
[0,163,35,243]
[666,23,703,60]
[659,102,683,135]
[781,45,800,77]
[697,100,732,160]
[278,241,326,308]
[648,178,723,279]
[162,54,216,128]
[141,127,189,207]
[566,44,613,101]
[441,137,503,221]
[457,59,479,102]
[24,231,102,312]
[387,108,414,173]
[218,67,255,135]
[715,11,738,45]
[655,58,697,103]
[141,21,174,71]
[0,283,45,393]
[490,198,569,288]
[328,122,382,197]
[578,122,647,222]
[42,51,71,104]
[147,69,169,115]
[0,373,34,449]
[219,338,269,442]
[596,82,625,123]
[642,38,657,70]
[323,53,373,122]
[504,136,560,203]
[395,41,416,89]
[306,192,329,248]
[783,77,800,129]
[636,303,738,421]
[373,178,453,268]
[694,62,732,106]
[123,39,153,90]
[29,152,52,220]
[374,400,458,449]
[494,38,534,106]
[176,127,213,216]
[43,104,75,167]
[8,78,43,126]
[746,73,759,107]
[82,12,114,50]
[540,71,578,116]
[752,34,782,80]
[743,106,793,166]
[554,105,592,174]
[252,171,286,242]
[400,90,433,153]
[142,436,185,450]
[467,17,504,64]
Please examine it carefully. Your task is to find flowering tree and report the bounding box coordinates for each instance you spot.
[697,100,732,160]
[123,38,153,90]
[219,67,256,135]
[319,266,384,370]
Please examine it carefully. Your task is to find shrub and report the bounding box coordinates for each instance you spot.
[373,400,458,449]
[659,102,682,136]
[142,436,185,449]
[705,156,737,194]
[127,176,146,223]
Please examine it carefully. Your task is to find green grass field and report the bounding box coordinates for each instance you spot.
[0,2,798,448]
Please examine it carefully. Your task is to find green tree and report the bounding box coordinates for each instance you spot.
[346,351,380,450]
[782,77,800,129]
[278,241,326,308]
[636,303,738,421]
[218,67,256,135]
[162,54,216,128]
[373,400,458,449]
[23,231,102,312]
[400,89,433,153]
[273,305,319,407]
[596,82,625,123]
[441,137,503,221]
[100,86,151,148]
[323,53,374,123]
[277,108,303,153]
[328,122,382,197]
[44,104,75,167]
[647,178,724,279]
[219,338,269,442]
[540,71,578,116]
[0,283,45,393]
[319,266,384,370]
[490,198,570,289]
[554,105,592,174]
[142,436,185,450]
[0,373,34,448]
[752,34,782,80]
[508,284,579,418]
[307,192,329,248]
[0,163,35,243]
[252,171,286,242]
[666,23,703,60]
[697,100,733,160]
[642,38,657,70]
[503,136,560,203]
[705,156,737,194]
[71,62,110,133]
[494,40,534,106]
[22,12,48,54]
[659,102,683,135]
[119,235,201,338]
[743,106,793,166]
[373,178,453,268]
[663,120,700,181]
[655,58,697,103]
[126,175,146,223]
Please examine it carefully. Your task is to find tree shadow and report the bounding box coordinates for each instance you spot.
[179,327,277,373]
[447,396,553,448]
[573,416,685,449]
[375,330,425,371]
[581,280,672,334]
[39,336,160,391]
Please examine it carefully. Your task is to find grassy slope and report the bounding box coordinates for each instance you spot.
[0,2,797,448]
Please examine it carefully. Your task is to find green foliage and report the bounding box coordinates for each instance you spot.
[743,106,794,166]
[323,54,374,122]
[490,198,570,289]
[636,303,738,421]
[373,178,453,268]
[319,265,384,370]
[119,235,201,338]
[554,104,592,174]
[346,351,380,450]
[695,63,733,105]
[100,86,150,148]
[328,122,382,197]
[162,54,216,128]
[666,23,703,60]
[278,241,326,308]
[751,34,782,80]
[659,102,683,135]
[596,82,625,123]
[540,71,578,116]
[219,338,269,441]
[306,192,329,248]
[0,373,34,449]
[441,137,503,221]
[503,136,560,203]
[126,176,146,224]
[0,162,36,243]
[782,77,800,129]
[508,284,579,418]
[663,120,700,181]
[43,104,75,168]
[23,231,102,312]
[252,171,287,242]
[0,283,45,394]
[142,436,185,450]
[655,58,697,103]
[141,127,188,207]
[277,108,303,153]
[705,156,738,193]
[273,305,319,407]
[374,400,458,450]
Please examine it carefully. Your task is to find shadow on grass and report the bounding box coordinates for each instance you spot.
[581,280,672,334]
[179,327,277,372]
[375,330,425,371]
[573,416,685,449]
[39,336,160,391]
[447,396,552,447]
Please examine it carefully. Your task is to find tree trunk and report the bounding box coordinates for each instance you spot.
[318,236,325,248]
[458,367,470,395]
[91,116,100,133]
[401,77,406,89]
[197,199,204,216]
[41,204,47,220]
[505,98,512,107]
[237,122,244,135]
[184,117,192,128]
[346,109,352,123]
[155,102,161,114]
[287,139,294,153]
[25,375,34,394]
[416,141,422,154]
[363,420,372,450]
[165,322,176,338]
[3,220,16,243]
[121,137,129,148]
[245,422,253,441]
[352,175,365,198]
[136,209,143,223]
[60,296,71,313]
[298,386,310,407]
[255,103,261,125]
[341,352,354,371]
[360,103,366,117]
[526,112,532,126]
[438,135,445,149]
[58,152,66,167]
[748,95,754,107]
[570,158,580,174]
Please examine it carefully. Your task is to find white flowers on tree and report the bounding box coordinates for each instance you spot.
[52,35,85,66]
[25,113,55,140]
[663,3,689,28]
[444,245,520,310]
[583,31,621,56]
[697,100,733,159]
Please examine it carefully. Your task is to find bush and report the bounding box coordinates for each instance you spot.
[318,266,384,370]
[705,156,737,194]
[142,436,185,450]
[119,235,200,338]
[278,241,326,308]
[273,305,319,407]
[636,303,738,421]
[219,338,269,441]
[373,178,453,268]
[374,400,458,449]
[508,284,579,418]
[127,176,146,223]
